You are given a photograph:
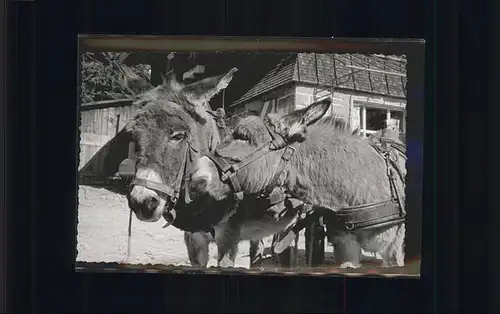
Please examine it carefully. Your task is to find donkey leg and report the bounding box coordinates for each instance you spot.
[215,224,241,268]
[332,232,362,269]
[380,223,406,267]
[183,231,210,267]
[249,240,265,268]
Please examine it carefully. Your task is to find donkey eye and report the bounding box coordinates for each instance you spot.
[170,132,186,141]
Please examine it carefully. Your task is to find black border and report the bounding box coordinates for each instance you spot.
[0,0,7,312]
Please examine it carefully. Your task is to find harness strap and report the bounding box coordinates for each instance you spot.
[370,141,406,216]
[130,178,178,199]
[129,141,191,203]
[335,199,400,224]
[389,168,406,216]
[264,145,295,195]
[203,153,243,193]
[208,121,296,200]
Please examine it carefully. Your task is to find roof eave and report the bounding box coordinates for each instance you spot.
[229,81,295,108]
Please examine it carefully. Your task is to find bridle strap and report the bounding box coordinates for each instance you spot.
[130,178,178,199]
[264,145,295,195]
[130,141,194,205]
[206,121,296,197]
[370,141,407,217]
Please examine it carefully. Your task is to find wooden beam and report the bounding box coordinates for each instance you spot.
[345,65,407,77]
[260,101,270,119]
[361,106,367,137]
[402,110,407,133]
[80,98,134,111]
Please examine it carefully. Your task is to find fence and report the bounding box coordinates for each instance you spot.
[79,99,136,177]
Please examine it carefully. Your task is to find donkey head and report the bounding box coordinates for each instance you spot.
[192,98,331,196]
[123,68,238,222]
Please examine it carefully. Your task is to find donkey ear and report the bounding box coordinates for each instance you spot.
[122,66,153,95]
[302,98,332,126]
[182,67,238,108]
[161,70,176,85]
[274,98,331,142]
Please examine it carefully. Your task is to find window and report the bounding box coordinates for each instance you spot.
[357,105,406,137]
[389,110,405,132]
[365,108,386,131]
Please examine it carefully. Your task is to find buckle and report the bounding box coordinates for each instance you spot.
[281,146,295,161]
[234,191,244,201]
[221,170,234,182]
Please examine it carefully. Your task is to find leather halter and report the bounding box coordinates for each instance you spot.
[204,121,296,200]
[119,107,233,228]
[330,138,407,231]
[130,141,199,204]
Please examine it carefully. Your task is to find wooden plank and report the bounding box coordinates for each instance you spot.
[91,110,97,134]
[102,108,109,135]
[96,109,102,135]
[80,145,93,171]
[91,146,100,175]
[80,111,88,133]
[100,109,105,134]
[80,133,113,146]
[78,146,85,170]
[85,111,92,133]
[97,146,108,175]
[345,65,407,77]
[260,101,269,119]
[79,145,88,170]
[80,98,134,111]
[108,107,116,136]
[121,108,128,130]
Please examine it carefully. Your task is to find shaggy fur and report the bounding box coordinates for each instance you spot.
[197,99,407,268]
[124,68,286,268]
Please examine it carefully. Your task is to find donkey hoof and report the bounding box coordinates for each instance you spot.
[339,262,361,269]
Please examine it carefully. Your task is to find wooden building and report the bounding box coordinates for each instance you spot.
[228,53,408,139]
[78,99,137,184]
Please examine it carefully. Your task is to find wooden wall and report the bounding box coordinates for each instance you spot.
[79,101,136,177]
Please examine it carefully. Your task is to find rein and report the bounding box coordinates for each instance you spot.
[204,121,296,199]
[129,140,200,228]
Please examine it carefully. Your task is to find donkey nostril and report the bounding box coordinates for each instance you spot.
[145,196,160,211]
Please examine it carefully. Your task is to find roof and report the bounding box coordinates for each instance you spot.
[231,53,407,107]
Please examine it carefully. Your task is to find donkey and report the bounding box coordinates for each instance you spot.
[192,99,407,268]
[122,68,295,267]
